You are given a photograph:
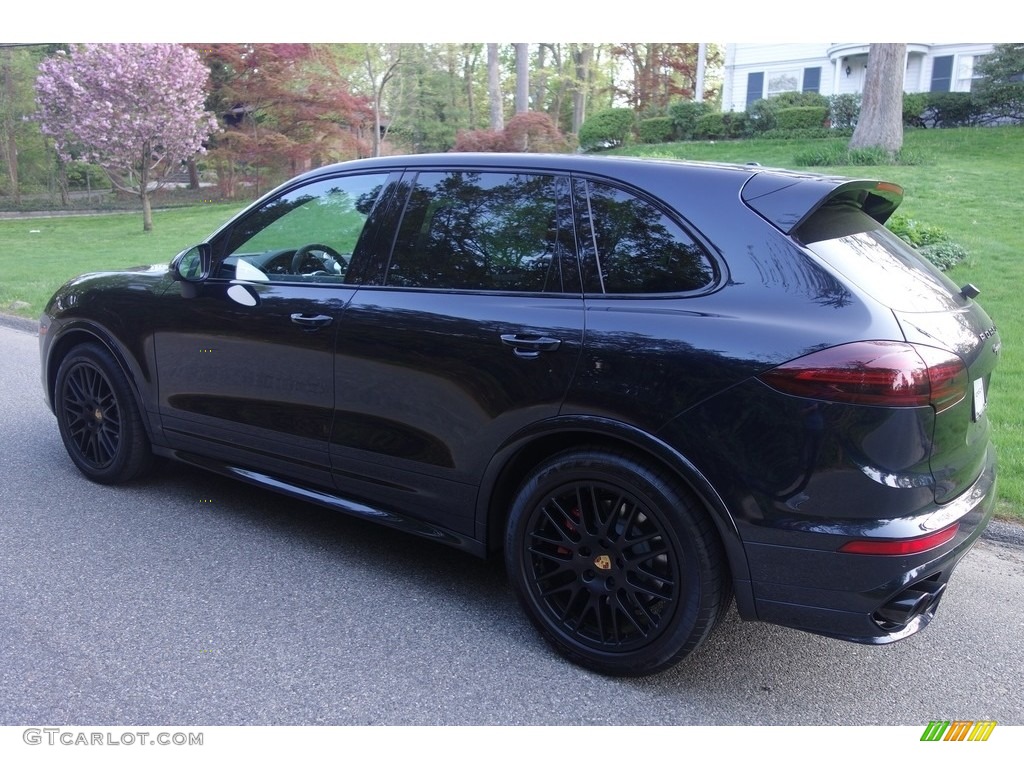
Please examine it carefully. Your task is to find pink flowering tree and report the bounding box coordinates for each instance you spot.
[35,44,218,231]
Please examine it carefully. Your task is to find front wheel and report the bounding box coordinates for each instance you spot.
[54,343,152,484]
[505,448,730,676]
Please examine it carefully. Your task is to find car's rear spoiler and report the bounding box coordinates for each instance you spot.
[740,173,904,235]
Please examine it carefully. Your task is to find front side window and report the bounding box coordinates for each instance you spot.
[219,174,389,283]
[385,171,577,293]
[576,179,716,295]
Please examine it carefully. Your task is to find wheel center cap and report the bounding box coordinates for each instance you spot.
[93,408,103,422]
[593,554,612,571]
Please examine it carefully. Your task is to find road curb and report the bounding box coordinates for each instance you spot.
[983,518,1024,547]
[0,312,37,334]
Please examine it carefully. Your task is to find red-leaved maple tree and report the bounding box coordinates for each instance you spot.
[193,44,374,197]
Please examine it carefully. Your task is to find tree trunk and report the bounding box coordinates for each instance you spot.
[462,44,478,128]
[366,45,382,158]
[488,43,503,132]
[140,141,153,232]
[1,49,20,204]
[54,153,69,207]
[534,44,549,115]
[187,157,200,189]
[141,188,153,232]
[849,43,907,155]
[571,44,593,135]
[514,43,529,114]
[695,43,707,103]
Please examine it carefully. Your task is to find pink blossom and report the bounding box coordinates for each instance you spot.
[35,44,219,198]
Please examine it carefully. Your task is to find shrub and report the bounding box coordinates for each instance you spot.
[748,92,829,132]
[902,92,930,127]
[828,93,861,129]
[917,241,970,271]
[637,116,675,144]
[760,127,840,140]
[792,142,927,166]
[887,213,968,271]
[694,111,748,139]
[886,213,948,247]
[500,112,572,153]
[451,129,505,152]
[919,92,987,127]
[451,113,572,154]
[667,101,709,140]
[775,106,828,131]
[66,161,111,191]
[578,108,635,151]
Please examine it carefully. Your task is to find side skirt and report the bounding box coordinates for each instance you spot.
[155,446,487,557]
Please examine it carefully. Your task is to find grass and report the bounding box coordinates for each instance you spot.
[0,203,243,314]
[1,126,1022,519]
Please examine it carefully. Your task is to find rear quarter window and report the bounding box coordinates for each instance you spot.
[575,178,716,295]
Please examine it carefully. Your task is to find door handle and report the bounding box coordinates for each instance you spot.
[290,313,333,330]
[500,333,562,359]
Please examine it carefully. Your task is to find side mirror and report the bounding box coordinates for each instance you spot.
[172,244,212,298]
[172,244,212,283]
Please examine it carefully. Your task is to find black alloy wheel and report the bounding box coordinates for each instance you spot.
[506,448,730,676]
[55,343,152,484]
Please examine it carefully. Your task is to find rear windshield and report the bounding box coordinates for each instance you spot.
[798,203,966,313]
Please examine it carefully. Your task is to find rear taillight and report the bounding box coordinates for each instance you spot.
[839,523,959,555]
[758,341,967,412]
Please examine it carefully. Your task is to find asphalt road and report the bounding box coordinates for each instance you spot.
[2,319,1023,726]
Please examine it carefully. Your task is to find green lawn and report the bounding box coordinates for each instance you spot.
[1,127,1021,519]
[0,203,243,315]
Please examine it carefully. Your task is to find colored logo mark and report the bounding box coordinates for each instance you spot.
[920,720,996,742]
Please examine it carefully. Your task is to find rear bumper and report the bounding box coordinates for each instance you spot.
[742,443,997,643]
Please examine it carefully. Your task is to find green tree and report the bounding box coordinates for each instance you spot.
[1,45,57,203]
[974,43,1024,121]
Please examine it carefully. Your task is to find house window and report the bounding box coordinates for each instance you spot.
[930,55,954,92]
[766,70,800,98]
[955,55,986,91]
[802,67,821,93]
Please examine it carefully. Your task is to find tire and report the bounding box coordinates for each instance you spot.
[54,343,152,484]
[505,448,730,676]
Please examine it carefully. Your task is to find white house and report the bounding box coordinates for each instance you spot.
[721,44,995,112]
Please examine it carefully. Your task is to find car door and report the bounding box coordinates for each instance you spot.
[154,172,394,488]
[328,168,585,536]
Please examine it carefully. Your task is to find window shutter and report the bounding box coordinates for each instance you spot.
[803,67,821,93]
[930,56,953,92]
[746,72,764,108]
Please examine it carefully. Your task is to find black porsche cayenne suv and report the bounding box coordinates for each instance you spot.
[40,153,999,675]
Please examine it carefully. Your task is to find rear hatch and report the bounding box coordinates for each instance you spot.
[793,197,999,503]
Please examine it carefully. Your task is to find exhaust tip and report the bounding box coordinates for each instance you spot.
[874,582,947,631]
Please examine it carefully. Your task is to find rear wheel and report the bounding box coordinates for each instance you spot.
[505,448,729,676]
[55,343,152,484]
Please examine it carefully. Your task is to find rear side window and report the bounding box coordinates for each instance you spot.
[386,171,578,293]
[575,179,716,294]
